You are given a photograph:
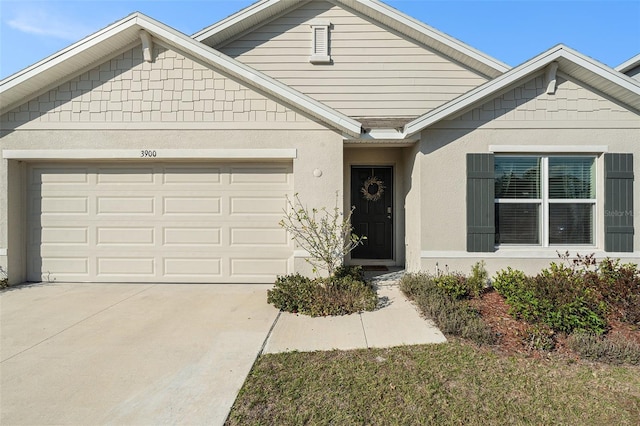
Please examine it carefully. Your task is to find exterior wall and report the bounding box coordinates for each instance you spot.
[219,0,488,118]
[343,146,407,266]
[412,76,640,276]
[0,129,343,283]
[455,76,637,123]
[2,44,308,127]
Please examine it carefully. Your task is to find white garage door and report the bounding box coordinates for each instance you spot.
[27,162,293,283]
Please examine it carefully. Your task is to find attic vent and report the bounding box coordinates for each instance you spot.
[310,21,331,64]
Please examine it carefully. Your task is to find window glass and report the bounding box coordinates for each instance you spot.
[495,157,540,199]
[548,157,595,199]
[495,203,540,245]
[549,204,593,244]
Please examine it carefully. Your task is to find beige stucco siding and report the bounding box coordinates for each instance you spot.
[219,0,488,118]
[0,128,344,283]
[1,45,309,127]
[414,76,640,276]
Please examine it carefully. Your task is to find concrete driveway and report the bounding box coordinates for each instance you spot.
[0,282,278,425]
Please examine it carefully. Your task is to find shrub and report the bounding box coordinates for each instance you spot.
[434,273,469,300]
[267,274,316,314]
[584,259,640,326]
[567,333,640,365]
[311,276,377,316]
[333,265,365,282]
[522,324,556,352]
[267,273,376,317]
[492,264,607,334]
[467,261,488,298]
[0,266,7,289]
[400,273,496,345]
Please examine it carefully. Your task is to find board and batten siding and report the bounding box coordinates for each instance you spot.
[218,0,488,118]
[1,45,307,126]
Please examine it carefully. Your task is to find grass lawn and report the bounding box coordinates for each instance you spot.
[227,341,640,425]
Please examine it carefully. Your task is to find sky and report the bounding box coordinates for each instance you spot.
[0,0,639,80]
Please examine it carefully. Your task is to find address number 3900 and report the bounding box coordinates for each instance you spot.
[140,150,157,158]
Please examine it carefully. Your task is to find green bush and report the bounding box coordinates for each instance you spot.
[333,265,365,282]
[492,263,607,334]
[584,259,640,326]
[0,266,7,289]
[467,261,488,298]
[267,272,377,317]
[566,333,640,365]
[400,273,496,345]
[267,274,316,314]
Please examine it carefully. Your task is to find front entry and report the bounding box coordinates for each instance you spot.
[350,166,393,259]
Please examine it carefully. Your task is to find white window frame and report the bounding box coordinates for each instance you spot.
[495,154,597,248]
[309,21,331,64]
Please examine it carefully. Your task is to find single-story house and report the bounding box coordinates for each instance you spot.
[1,0,638,284]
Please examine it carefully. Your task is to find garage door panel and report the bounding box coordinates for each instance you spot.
[28,162,293,283]
[97,167,156,184]
[39,227,89,245]
[163,197,221,215]
[39,196,89,215]
[97,227,155,245]
[230,227,289,246]
[97,257,155,276]
[163,258,222,277]
[41,257,89,275]
[163,167,221,184]
[230,258,289,278]
[97,196,155,215]
[163,227,221,246]
[230,196,286,215]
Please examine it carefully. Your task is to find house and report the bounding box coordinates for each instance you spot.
[1,0,638,285]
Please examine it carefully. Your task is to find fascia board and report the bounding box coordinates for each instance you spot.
[0,14,140,92]
[615,53,640,73]
[359,0,510,74]
[404,45,640,136]
[192,0,279,41]
[137,15,362,137]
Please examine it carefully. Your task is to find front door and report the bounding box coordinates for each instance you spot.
[350,166,393,259]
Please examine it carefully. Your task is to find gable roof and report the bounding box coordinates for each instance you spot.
[0,12,362,137]
[192,0,510,78]
[404,44,640,136]
[616,53,640,74]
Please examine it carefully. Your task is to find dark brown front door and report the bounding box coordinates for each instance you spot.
[350,166,393,259]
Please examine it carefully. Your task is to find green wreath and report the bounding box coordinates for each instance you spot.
[361,176,385,202]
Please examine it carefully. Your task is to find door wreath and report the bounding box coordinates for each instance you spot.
[361,176,385,202]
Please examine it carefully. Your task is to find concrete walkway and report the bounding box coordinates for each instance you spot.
[263,269,446,354]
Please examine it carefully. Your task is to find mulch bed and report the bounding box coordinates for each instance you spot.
[469,289,640,360]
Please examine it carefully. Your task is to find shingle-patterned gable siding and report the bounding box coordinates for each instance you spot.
[2,46,306,125]
[219,0,488,118]
[454,76,637,122]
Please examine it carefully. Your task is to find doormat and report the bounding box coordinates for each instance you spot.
[362,265,388,271]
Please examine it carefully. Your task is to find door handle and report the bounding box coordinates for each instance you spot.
[387,206,392,220]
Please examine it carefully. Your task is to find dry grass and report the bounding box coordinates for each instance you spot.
[226,341,640,425]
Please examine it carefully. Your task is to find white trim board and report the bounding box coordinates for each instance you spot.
[489,145,609,153]
[3,149,297,160]
[0,249,7,256]
[421,250,640,259]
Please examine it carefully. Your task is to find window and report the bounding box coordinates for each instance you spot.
[494,156,596,246]
[309,21,331,64]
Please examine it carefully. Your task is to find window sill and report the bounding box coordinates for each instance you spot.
[309,55,331,64]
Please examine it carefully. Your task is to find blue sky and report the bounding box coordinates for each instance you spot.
[1,0,639,79]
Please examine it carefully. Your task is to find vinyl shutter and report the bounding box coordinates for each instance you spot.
[467,153,495,252]
[604,153,634,252]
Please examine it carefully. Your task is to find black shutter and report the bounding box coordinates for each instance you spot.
[467,153,495,252]
[604,153,634,252]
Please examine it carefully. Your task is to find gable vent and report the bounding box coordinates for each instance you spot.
[310,21,331,64]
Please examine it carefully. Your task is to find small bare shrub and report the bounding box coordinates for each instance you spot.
[567,333,640,365]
